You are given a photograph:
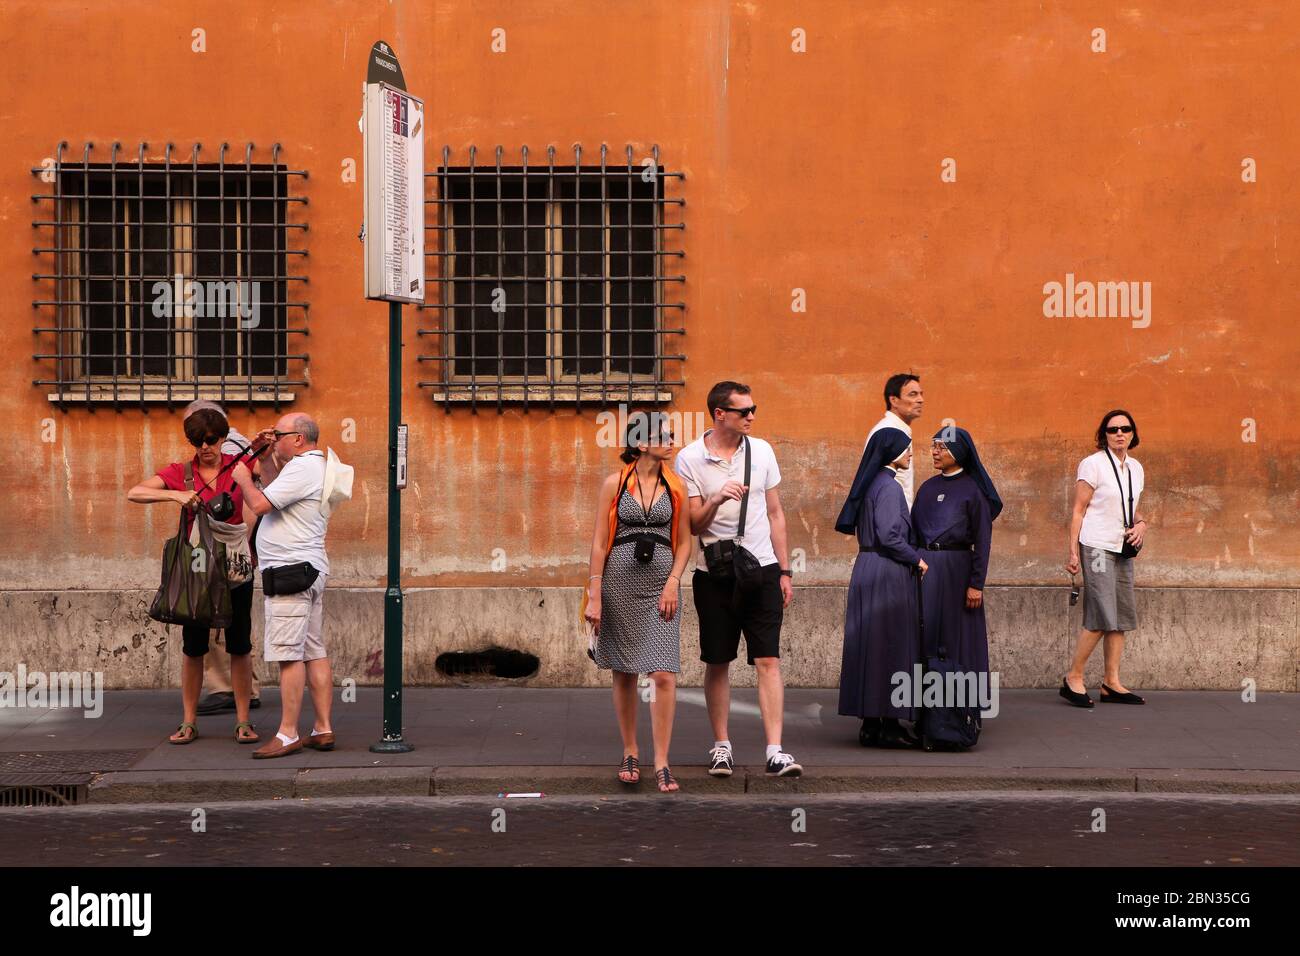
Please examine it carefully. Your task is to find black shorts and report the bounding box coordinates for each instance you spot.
[181,579,254,658]
[693,564,784,665]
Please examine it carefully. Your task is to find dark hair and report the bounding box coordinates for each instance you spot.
[183,407,229,446]
[707,380,751,419]
[884,373,921,411]
[1094,409,1140,450]
[619,411,670,464]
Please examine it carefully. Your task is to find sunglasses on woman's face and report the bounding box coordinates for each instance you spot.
[191,434,227,448]
[1106,425,1134,434]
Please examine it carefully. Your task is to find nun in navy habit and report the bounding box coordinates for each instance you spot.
[911,426,1002,678]
[835,427,925,748]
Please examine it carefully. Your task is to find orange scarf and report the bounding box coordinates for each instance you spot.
[581,461,687,622]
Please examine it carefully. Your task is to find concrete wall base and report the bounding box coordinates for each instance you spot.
[1,586,1295,690]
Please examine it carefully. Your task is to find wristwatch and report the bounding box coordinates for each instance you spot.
[779,569,793,578]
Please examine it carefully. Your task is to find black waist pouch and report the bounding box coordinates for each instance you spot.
[262,562,319,597]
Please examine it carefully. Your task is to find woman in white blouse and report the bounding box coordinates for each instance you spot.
[1062,410,1149,707]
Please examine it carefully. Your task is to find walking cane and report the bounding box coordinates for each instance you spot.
[915,563,931,751]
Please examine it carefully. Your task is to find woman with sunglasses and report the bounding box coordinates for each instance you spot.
[127,407,267,745]
[912,426,1002,710]
[1061,410,1148,707]
[583,412,692,792]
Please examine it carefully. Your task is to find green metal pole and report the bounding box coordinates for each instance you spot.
[371,299,413,752]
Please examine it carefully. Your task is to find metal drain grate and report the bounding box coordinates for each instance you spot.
[0,772,92,807]
[0,750,147,773]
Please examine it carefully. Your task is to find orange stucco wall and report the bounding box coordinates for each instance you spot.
[3,1,1298,593]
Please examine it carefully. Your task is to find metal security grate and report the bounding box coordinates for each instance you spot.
[0,776,89,807]
[419,144,685,412]
[31,142,309,410]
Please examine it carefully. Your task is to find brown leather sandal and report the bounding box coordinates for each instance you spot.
[234,721,260,744]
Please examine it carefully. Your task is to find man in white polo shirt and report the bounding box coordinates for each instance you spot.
[675,381,802,778]
[866,373,924,507]
[231,413,337,759]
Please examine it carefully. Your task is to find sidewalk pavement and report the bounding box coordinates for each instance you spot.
[1,687,1297,803]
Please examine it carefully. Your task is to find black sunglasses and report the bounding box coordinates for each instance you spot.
[272,430,302,439]
[190,433,227,448]
[1105,426,1134,434]
[722,405,757,417]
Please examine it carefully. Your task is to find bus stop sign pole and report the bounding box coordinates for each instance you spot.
[362,40,423,753]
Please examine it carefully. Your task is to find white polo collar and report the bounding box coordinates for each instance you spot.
[701,429,746,464]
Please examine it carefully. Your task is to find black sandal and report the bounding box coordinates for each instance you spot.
[618,755,640,785]
[1059,678,1095,708]
[1100,683,1145,705]
[656,767,679,793]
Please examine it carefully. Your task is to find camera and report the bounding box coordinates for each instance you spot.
[206,492,236,522]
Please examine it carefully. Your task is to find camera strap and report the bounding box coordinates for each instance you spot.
[1104,448,1135,529]
[735,435,751,542]
[188,437,257,499]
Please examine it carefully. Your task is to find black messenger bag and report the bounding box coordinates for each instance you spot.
[702,436,764,590]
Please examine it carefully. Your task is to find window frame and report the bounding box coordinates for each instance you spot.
[420,144,685,411]
[32,142,307,409]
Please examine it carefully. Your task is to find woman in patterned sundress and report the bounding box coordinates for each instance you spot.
[583,412,693,792]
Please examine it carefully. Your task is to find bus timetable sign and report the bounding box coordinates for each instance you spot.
[363,41,425,303]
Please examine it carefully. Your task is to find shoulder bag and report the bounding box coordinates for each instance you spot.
[702,436,765,590]
[148,501,233,629]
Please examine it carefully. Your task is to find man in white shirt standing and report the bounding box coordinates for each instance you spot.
[232,414,336,758]
[867,373,924,507]
[675,381,802,778]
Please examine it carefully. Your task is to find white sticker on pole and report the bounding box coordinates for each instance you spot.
[396,423,408,489]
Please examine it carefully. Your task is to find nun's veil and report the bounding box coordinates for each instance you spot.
[835,427,912,534]
[936,425,1003,520]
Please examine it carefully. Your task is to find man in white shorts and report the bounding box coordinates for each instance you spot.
[232,413,338,758]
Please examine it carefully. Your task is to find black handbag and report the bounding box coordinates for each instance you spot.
[1104,449,1142,559]
[702,436,764,590]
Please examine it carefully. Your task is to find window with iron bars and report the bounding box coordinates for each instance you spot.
[31,142,307,409]
[419,145,685,410]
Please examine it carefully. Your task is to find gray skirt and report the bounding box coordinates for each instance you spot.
[1079,544,1138,633]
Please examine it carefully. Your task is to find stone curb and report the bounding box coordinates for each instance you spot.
[68,766,1300,804]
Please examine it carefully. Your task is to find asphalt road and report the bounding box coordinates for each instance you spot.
[3,793,1297,866]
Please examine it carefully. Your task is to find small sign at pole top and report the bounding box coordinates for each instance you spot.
[363,40,425,303]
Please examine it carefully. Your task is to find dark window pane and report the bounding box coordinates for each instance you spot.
[440,166,661,385]
[61,166,290,386]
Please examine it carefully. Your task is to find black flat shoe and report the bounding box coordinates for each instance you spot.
[876,719,920,749]
[196,692,236,715]
[1059,679,1094,708]
[1100,683,1145,705]
[859,718,881,747]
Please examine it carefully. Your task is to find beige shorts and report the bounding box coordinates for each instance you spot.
[263,573,328,663]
